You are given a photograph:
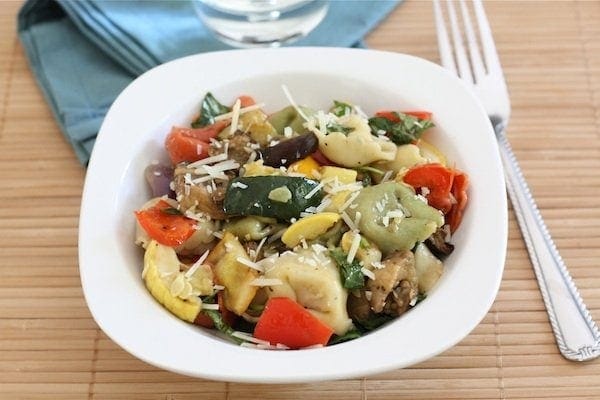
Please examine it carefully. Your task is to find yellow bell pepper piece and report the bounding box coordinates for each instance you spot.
[282,212,341,248]
[319,166,357,184]
[288,156,320,179]
[417,139,447,166]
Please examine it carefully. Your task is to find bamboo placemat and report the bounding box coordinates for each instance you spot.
[1,0,599,399]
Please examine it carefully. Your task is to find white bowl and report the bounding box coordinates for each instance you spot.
[79,47,507,383]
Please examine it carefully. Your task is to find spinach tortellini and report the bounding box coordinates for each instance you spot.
[346,182,444,255]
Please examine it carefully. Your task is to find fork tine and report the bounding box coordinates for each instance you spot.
[432,0,456,74]
[446,1,473,84]
[472,0,502,74]
[459,0,486,82]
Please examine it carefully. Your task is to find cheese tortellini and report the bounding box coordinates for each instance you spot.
[315,115,397,167]
[260,248,353,335]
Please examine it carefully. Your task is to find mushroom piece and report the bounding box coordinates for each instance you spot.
[425,226,455,260]
[366,250,418,316]
[173,164,227,220]
[209,132,254,166]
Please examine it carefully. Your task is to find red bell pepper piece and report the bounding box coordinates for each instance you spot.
[254,297,334,349]
[134,200,196,246]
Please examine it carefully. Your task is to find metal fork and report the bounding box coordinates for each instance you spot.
[433,0,600,361]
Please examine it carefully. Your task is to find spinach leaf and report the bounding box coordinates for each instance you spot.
[355,313,394,331]
[326,122,354,135]
[330,100,353,117]
[368,112,434,145]
[328,328,362,345]
[161,207,183,216]
[329,248,364,290]
[202,309,244,345]
[192,92,231,128]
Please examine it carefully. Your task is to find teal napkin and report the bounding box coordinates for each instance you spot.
[18,0,400,165]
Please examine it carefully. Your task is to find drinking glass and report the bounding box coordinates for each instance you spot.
[194,0,329,47]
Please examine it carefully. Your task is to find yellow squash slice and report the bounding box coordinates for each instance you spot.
[142,240,201,323]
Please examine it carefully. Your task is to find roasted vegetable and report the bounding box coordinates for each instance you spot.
[238,108,278,146]
[368,111,434,145]
[192,92,230,128]
[329,248,365,290]
[258,132,319,168]
[346,182,444,255]
[142,240,201,322]
[282,212,340,248]
[206,232,259,315]
[254,297,334,348]
[267,105,314,135]
[367,250,417,316]
[414,243,444,294]
[223,216,277,242]
[224,176,323,221]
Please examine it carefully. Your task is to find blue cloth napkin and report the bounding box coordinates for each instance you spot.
[18,0,400,165]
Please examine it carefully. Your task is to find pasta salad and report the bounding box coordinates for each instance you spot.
[134,88,469,349]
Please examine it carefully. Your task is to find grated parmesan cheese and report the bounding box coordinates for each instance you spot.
[184,249,210,278]
[249,278,283,287]
[361,266,375,280]
[214,102,266,122]
[281,84,309,121]
[229,98,242,136]
[347,232,362,263]
[341,211,357,232]
[236,256,265,272]
[202,303,220,311]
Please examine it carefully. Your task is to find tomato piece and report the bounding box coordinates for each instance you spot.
[375,110,401,122]
[375,110,432,122]
[402,110,433,120]
[446,171,469,233]
[134,200,196,246]
[254,297,334,349]
[237,95,256,108]
[403,163,455,214]
[165,121,228,164]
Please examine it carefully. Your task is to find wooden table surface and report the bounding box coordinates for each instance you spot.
[1,1,600,399]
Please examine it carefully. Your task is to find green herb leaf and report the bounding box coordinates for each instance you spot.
[202,309,245,345]
[326,122,354,135]
[355,313,394,331]
[368,112,434,145]
[329,248,365,290]
[192,92,231,128]
[161,207,183,216]
[330,100,353,117]
[328,328,362,345]
[416,293,427,304]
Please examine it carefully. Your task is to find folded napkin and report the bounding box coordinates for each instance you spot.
[18,0,400,165]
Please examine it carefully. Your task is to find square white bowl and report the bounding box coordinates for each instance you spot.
[79,47,507,383]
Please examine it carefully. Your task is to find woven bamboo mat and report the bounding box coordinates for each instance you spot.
[1,0,599,399]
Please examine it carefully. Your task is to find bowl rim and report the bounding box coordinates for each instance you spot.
[79,47,507,383]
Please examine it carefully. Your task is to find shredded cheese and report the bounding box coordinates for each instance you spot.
[236,256,265,273]
[281,84,309,121]
[214,102,266,121]
[341,211,357,232]
[229,99,241,136]
[361,267,375,280]
[347,232,362,263]
[184,249,210,278]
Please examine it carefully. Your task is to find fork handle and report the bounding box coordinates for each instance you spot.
[496,131,600,361]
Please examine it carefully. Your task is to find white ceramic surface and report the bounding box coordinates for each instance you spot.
[79,48,507,383]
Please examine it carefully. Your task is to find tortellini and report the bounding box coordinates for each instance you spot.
[346,182,444,255]
[375,143,428,176]
[315,115,397,167]
[260,249,353,335]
